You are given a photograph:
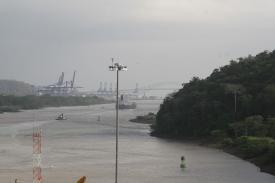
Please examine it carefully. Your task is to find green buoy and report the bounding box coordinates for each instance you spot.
[180,156,186,169]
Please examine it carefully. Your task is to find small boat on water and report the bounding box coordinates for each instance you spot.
[56,113,67,120]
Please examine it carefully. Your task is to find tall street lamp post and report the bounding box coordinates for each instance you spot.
[109,58,127,183]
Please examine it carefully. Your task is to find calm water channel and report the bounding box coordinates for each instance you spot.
[0,100,274,183]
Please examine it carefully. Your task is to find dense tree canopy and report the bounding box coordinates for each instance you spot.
[152,50,275,138]
[0,95,111,113]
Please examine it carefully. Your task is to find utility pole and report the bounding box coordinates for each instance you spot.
[109,58,127,183]
[234,89,237,122]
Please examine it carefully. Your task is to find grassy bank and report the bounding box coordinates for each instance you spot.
[151,133,275,176]
[131,112,275,175]
[148,50,275,176]
[0,95,112,113]
[221,136,275,175]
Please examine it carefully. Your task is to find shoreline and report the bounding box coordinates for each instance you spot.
[0,103,114,125]
[129,112,156,124]
[0,95,113,114]
[151,134,275,176]
[222,146,275,176]
[130,112,275,177]
[0,102,113,115]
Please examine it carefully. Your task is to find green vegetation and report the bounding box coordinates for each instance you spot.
[0,95,111,113]
[222,136,275,174]
[151,50,275,174]
[130,112,156,124]
[152,50,275,138]
[231,136,275,159]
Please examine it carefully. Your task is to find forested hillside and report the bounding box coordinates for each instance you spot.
[0,80,36,96]
[152,50,275,138]
[0,95,111,113]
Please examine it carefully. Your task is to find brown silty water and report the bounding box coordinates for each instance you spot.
[0,100,274,183]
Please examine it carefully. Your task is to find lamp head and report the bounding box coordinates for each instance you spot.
[109,62,127,71]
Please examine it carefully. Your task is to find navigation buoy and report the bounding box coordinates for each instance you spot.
[180,156,186,169]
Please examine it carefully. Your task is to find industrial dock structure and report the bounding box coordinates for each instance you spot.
[38,71,81,96]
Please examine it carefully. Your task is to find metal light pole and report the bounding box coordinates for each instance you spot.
[234,89,237,121]
[109,58,127,183]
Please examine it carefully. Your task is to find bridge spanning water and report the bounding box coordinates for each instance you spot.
[94,82,182,99]
[0,100,274,183]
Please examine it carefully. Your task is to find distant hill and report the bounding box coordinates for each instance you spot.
[0,80,36,96]
[152,50,275,137]
[151,50,275,176]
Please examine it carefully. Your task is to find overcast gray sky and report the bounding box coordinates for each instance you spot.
[0,0,275,91]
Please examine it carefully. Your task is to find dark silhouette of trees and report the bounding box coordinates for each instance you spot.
[152,50,275,139]
[0,95,110,113]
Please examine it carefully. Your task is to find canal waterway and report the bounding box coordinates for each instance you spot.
[0,100,274,183]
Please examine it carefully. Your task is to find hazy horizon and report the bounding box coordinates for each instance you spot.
[1,0,275,90]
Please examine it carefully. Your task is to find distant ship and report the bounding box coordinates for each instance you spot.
[117,94,137,110]
[56,113,67,120]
